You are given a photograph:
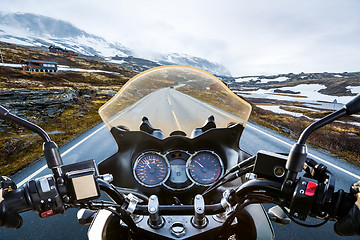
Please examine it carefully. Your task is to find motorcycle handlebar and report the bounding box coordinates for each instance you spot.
[1,174,66,229]
[0,157,356,229]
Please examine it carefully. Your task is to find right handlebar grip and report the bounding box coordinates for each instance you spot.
[334,203,360,236]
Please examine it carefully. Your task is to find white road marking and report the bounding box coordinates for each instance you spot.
[247,123,360,179]
[17,124,107,187]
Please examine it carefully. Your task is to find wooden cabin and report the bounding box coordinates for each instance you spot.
[49,45,78,56]
[20,59,58,72]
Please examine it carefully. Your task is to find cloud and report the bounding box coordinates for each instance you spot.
[1,0,360,75]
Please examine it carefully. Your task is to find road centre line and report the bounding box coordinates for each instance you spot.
[246,123,360,180]
[17,124,107,187]
[171,110,182,130]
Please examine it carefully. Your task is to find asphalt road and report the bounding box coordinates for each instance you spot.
[107,87,241,137]
[1,88,359,239]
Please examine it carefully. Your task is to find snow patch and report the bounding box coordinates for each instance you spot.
[259,76,288,84]
[235,76,289,84]
[235,77,258,83]
[108,59,126,65]
[347,86,360,95]
[58,65,120,74]
[0,63,22,68]
[257,105,305,117]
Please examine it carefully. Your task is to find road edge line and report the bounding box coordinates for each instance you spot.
[17,124,107,186]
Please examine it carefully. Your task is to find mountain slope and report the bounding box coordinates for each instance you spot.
[0,12,231,76]
[0,12,132,57]
[156,53,231,76]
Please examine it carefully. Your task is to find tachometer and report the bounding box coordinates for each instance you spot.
[187,151,223,186]
[133,152,170,187]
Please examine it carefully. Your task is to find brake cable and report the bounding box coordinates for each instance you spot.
[279,206,330,228]
[202,155,256,196]
[202,165,254,196]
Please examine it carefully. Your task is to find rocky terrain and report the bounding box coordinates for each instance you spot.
[0,42,136,175]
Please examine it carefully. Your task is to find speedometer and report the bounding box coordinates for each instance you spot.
[133,152,170,187]
[187,151,224,186]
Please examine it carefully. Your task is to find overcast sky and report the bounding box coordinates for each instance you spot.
[2,0,360,76]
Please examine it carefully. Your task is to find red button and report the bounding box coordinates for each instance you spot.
[305,182,318,196]
[40,210,54,218]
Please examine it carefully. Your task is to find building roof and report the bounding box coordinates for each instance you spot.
[20,59,58,64]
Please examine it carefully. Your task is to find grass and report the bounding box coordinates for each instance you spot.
[249,104,360,166]
[0,86,126,175]
[0,41,137,175]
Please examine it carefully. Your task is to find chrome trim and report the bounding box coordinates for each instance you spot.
[133,151,170,188]
[186,150,224,187]
[163,150,194,191]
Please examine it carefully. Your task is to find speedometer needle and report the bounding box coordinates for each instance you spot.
[146,161,152,169]
[195,160,204,168]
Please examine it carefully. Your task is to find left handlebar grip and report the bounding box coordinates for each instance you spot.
[1,174,66,228]
[0,201,23,229]
[1,187,30,229]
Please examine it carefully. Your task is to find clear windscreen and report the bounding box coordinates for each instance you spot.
[99,65,252,137]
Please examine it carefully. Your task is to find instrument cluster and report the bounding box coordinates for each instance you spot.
[133,150,224,191]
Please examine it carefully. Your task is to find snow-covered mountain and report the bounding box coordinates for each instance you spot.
[0,12,132,57]
[156,53,231,76]
[0,12,231,76]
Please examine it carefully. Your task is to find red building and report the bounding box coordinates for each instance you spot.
[20,59,58,72]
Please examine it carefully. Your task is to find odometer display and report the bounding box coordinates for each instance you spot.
[187,151,223,186]
[133,152,169,187]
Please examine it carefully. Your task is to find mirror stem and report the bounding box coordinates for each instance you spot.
[298,108,347,145]
[0,105,63,168]
[0,105,51,142]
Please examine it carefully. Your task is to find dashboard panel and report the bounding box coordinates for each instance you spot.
[133,150,224,191]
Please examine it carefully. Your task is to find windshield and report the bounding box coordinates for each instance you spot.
[99,65,251,137]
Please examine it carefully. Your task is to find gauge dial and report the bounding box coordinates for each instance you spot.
[133,152,169,187]
[187,151,223,186]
